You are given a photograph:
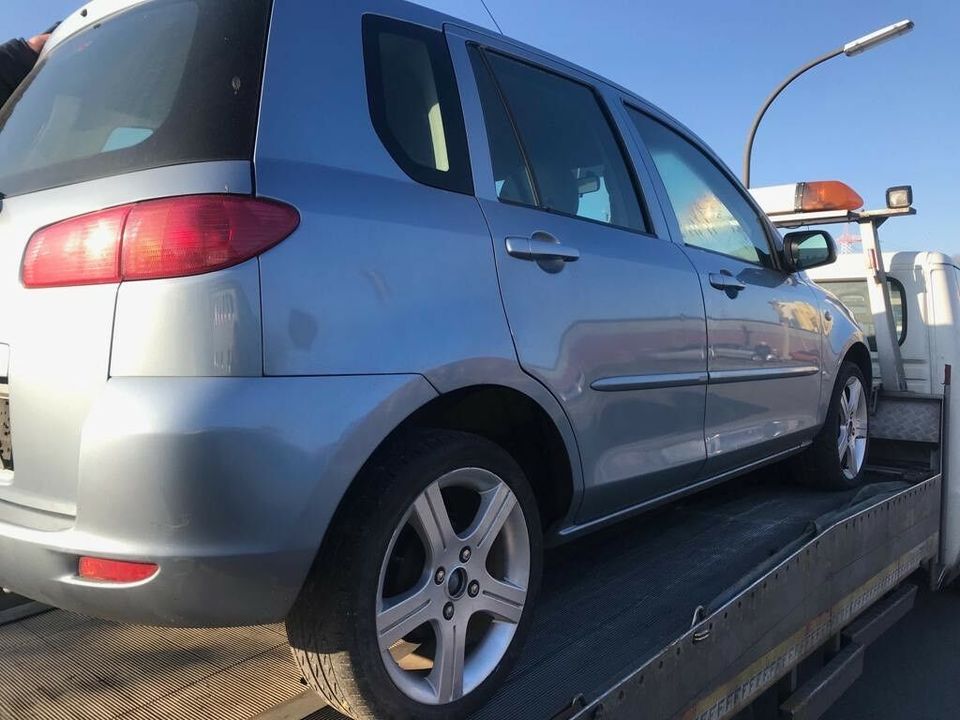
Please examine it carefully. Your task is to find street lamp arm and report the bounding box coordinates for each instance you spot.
[742,46,844,188]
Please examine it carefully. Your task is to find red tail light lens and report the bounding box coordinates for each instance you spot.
[22,195,300,289]
[78,556,159,584]
[122,195,300,281]
[21,206,127,288]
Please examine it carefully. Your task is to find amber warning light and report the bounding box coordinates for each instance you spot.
[750,181,864,216]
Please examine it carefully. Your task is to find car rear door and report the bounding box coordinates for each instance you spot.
[625,107,824,477]
[447,28,709,523]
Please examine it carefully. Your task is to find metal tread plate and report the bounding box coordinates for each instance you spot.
[870,394,941,443]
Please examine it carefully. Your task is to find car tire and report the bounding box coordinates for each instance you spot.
[286,429,543,720]
[793,361,870,490]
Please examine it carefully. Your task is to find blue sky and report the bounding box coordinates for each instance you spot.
[5,1,956,252]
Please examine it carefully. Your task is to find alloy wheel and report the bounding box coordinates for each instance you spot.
[376,467,530,705]
[838,375,868,480]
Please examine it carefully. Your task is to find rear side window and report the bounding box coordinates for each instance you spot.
[469,47,647,233]
[363,16,472,195]
[0,0,271,198]
[818,278,907,350]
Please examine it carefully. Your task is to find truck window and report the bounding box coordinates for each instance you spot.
[818,278,906,351]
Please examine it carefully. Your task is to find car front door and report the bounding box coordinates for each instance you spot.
[447,30,709,523]
[626,107,823,477]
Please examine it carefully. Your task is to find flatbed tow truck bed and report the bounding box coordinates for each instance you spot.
[0,433,941,720]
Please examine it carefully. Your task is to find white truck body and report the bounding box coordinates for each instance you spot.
[807,251,960,394]
[809,251,960,578]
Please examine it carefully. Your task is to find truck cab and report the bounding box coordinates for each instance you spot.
[807,251,960,396]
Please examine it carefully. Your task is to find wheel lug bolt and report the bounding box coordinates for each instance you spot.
[435,568,446,585]
[460,547,472,562]
[443,602,455,620]
[468,580,480,598]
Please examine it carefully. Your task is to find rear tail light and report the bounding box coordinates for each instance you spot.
[21,206,128,288]
[22,195,300,289]
[78,556,159,584]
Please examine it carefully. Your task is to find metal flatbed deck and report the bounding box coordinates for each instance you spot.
[0,462,939,720]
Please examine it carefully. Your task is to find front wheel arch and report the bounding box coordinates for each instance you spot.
[843,341,873,392]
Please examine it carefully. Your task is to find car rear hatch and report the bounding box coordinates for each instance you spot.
[0,0,271,523]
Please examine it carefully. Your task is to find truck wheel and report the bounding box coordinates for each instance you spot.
[794,362,869,489]
[286,429,543,720]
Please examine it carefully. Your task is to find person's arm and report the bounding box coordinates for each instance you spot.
[0,33,50,107]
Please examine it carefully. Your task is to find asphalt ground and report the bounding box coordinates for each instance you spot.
[824,583,960,720]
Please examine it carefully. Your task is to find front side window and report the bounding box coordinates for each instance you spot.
[470,47,647,232]
[818,278,907,350]
[628,108,772,266]
[363,16,472,195]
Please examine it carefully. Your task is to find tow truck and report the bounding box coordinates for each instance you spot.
[0,182,952,720]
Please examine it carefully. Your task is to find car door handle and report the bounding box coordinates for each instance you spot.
[505,235,580,263]
[709,272,746,293]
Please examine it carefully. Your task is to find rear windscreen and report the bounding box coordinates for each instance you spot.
[0,0,271,198]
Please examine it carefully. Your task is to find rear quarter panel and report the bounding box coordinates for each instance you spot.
[254,0,518,380]
[0,163,252,517]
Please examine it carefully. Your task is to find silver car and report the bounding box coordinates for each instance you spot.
[0,1,870,717]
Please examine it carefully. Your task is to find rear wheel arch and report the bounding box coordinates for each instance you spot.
[322,384,578,551]
[400,385,576,536]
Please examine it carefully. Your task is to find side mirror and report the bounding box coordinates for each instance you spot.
[783,230,837,271]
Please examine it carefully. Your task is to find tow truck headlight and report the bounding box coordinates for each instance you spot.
[886,185,913,209]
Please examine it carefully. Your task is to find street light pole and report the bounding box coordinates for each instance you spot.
[742,19,914,188]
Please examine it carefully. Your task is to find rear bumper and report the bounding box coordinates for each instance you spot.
[0,374,436,626]
[0,528,311,627]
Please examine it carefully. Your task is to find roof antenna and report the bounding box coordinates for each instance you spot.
[479,0,504,34]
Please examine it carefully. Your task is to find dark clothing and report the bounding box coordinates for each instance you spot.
[0,39,38,107]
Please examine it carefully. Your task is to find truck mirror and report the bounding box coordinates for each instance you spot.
[783,230,837,271]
